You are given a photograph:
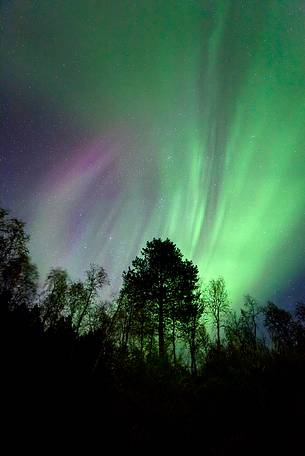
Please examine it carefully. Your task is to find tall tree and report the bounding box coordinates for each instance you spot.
[167,258,200,365]
[205,277,230,348]
[240,294,262,347]
[264,302,296,352]
[179,287,205,374]
[119,265,154,356]
[74,263,109,335]
[40,268,69,330]
[120,238,200,361]
[294,302,305,351]
[295,302,305,325]
[0,208,38,309]
[66,280,87,324]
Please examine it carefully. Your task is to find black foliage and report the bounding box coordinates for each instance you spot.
[1,208,305,454]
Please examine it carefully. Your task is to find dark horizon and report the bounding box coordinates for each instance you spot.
[1,205,305,454]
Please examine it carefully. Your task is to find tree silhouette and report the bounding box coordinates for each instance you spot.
[179,289,205,374]
[240,294,262,348]
[0,208,38,309]
[205,277,230,348]
[40,268,69,330]
[120,238,200,361]
[74,263,109,335]
[66,280,87,323]
[118,264,154,356]
[264,302,296,352]
[225,295,264,364]
[295,301,305,325]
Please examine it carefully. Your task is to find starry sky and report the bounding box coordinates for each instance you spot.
[1,0,305,307]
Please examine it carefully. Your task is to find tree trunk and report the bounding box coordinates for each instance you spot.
[122,307,132,353]
[140,318,144,356]
[148,328,154,357]
[158,300,165,359]
[216,308,220,348]
[253,315,257,347]
[190,344,197,375]
[75,290,93,334]
[172,316,176,365]
[190,318,197,375]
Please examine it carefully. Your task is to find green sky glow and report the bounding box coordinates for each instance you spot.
[2,0,305,304]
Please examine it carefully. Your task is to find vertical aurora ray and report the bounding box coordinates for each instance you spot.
[1,1,305,303]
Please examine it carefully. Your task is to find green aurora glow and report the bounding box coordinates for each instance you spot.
[2,0,305,304]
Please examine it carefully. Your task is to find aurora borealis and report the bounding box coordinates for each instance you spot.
[1,1,305,305]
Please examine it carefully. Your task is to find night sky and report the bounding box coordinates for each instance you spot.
[1,0,305,307]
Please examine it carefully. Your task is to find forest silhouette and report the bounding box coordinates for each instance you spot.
[1,207,305,453]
